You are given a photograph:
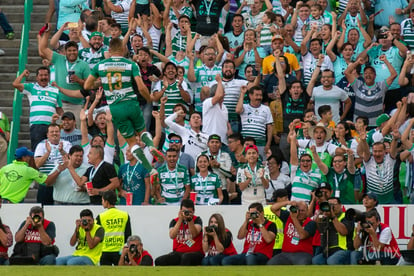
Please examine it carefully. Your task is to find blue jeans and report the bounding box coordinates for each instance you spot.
[39,254,56,265]
[202,254,227,265]
[0,11,13,34]
[312,250,350,265]
[222,253,268,265]
[56,255,94,265]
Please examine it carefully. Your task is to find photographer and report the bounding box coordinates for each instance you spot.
[56,209,104,265]
[0,216,13,265]
[312,197,354,265]
[267,201,316,265]
[222,203,276,265]
[352,209,401,265]
[155,199,204,266]
[119,235,153,266]
[202,213,237,265]
[12,206,57,265]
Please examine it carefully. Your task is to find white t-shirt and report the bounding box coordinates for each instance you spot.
[202,97,229,145]
[311,85,349,123]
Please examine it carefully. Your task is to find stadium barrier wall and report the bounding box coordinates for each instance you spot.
[1,204,413,260]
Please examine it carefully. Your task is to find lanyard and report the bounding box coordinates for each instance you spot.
[198,173,209,194]
[203,0,214,16]
[126,162,139,184]
[247,163,257,187]
[207,149,221,162]
[168,167,179,191]
[250,224,262,242]
[66,60,77,72]
[333,171,344,191]
[89,160,104,180]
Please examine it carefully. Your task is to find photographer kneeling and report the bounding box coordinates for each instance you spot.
[119,235,153,266]
[352,209,400,265]
[312,197,354,265]
[56,209,104,265]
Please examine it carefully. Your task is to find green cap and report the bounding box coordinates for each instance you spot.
[91,31,103,38]
[376,113,390,127]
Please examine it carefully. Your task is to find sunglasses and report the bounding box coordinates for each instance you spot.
[169,139,181,144]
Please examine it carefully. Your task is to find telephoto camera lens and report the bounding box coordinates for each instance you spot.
[32,215,41,223]
[289,206,297,213]
[250,212,259,219]
[319,202,331,213]
[129,244,137,254]
[183,210,190,216]
[82,219,88,226]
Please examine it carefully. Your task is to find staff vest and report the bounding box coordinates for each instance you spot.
[73,223,104,265]
[99,208,129,252]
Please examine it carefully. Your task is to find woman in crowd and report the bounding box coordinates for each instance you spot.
[237,144,269,205]
[191,154,224,205]
[201,213,237,265]
[265,155,291,203]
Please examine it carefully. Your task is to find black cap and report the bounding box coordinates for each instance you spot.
[319,182,332,190]
[62,111,75,120]
[168,133,182,141]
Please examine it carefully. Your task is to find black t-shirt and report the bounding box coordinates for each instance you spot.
[281,91,310,133]
[84,162,117,204]
[192,0,227,35]
[135,64,162,105]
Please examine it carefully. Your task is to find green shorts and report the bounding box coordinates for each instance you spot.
[109,100,145,139]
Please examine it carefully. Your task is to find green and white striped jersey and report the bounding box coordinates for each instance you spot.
[90,56,141,105]
[191,172,220,205]
[158,163,190,204]
[23,83,62,125]
[78,46,108,69]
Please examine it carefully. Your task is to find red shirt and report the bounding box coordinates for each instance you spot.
[242,220,276,259]
[207,229,237,256]
[282,216,314,255]
[171,216,203,253]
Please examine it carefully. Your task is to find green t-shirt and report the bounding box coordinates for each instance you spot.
[0,112,10,132]
[0,160,48,203]
[51,52,90,104]
[78,46,108,69]
[90,56,141,105]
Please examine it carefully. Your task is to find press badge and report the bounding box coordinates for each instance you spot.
[291,236,299,245]
[185,239,195,247]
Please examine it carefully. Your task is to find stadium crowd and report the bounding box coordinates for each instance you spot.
[1,0,414,266]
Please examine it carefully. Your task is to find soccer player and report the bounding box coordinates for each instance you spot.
[84,38,163,175]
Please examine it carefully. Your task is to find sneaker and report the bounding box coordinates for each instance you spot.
[150,146,165,163]
[6,32,14,40]
[149,168,158,177]
[0,49,4,56]
[38,23,49,36]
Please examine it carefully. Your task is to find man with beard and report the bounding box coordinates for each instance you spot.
[188,46,222,113]
[166,133,195,177]
[307,57,351,124]
[209,60,260,134]
[12,67,64,150]
[35,123,72,205]
[153,62,191,117]
[78,32,108,69]
[236,86,273,156]
[38,29,90,124]
[60,111,83,146]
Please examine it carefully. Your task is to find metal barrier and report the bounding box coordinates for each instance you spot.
[7,0,33,163]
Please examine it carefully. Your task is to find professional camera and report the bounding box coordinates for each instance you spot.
[183,210,191,216]
[361,221,373,229]
[129,244,137,254]
[206,225,218,233]
[345,208,366,223]
[32,215,41,224]
[289,206,297,213]
[319,201,331,213]
[250,211,259,219]
[314,188,324,198]
[81,219,89,226]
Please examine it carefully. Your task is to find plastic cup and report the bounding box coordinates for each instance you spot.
[126,193,133,206]
[190,192,197,202]
[85,182,93,190]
